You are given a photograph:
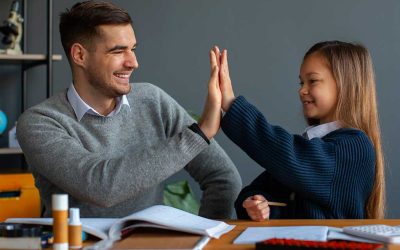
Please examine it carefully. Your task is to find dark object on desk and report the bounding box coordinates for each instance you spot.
[255,238,383,250]
[0,223,42,237]
[113,228,209,249]
[0,223,52,249]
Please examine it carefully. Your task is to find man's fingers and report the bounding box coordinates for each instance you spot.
[214,46,221,68]
[210,50,218,71]
[209,65,219,86]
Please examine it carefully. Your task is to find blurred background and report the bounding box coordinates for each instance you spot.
[0,0,399,218]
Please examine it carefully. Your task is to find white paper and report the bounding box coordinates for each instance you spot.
[233,226,386,245]
[109,205,234,239]
[233,226,329,244]
[328,227,380,243]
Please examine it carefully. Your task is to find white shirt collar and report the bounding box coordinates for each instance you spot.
[303,121,342,139]
[67,83,130,121]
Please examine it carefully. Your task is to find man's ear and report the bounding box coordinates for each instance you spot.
[70,43,88,67]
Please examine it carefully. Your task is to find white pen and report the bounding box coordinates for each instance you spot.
[194,236,211,250]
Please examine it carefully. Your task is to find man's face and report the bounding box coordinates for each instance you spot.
[83,24,138,98]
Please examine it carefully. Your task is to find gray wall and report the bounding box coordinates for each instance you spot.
[1,0,399,218]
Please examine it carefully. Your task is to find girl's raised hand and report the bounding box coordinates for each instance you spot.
[242,195,270,221]
[219,48,235,112]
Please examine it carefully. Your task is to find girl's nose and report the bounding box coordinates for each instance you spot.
[299,84,309,96]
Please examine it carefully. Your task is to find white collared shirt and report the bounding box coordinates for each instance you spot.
[302,121,342,140]
[67,83,130,121]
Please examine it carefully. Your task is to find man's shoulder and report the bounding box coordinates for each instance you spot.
[128,82,177,104]
[129,82,162,95]
[18,90,71,122]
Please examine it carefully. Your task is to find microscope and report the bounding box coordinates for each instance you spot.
[0,0,23,55]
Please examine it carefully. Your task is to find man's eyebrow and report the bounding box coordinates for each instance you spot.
[107,44,137,52]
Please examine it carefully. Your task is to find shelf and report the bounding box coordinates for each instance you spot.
[0,148,23,155]
[0,54,62,68]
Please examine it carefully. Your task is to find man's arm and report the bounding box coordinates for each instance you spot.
[16,102,209,208]
[185,140,242,219]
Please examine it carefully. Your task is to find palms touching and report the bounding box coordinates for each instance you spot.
[198,49,222,139]
[199,46,236,140]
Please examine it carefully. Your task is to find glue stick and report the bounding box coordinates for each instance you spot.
[52,194,69,250]
[69,208,82,248]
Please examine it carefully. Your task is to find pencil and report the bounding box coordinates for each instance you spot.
[267,201,287,207]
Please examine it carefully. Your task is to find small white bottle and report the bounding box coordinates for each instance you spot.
[52,194,69,250]
[69,208,82,249]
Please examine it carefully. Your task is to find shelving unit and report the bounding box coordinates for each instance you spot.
[0,0,61,156]
[0,54,62,65]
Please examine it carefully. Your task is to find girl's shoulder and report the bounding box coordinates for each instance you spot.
[323,128,373,147]
[325,127,366,137]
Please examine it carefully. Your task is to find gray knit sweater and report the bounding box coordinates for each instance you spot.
[17,82,241,219]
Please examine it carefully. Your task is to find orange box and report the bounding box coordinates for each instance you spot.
[0,173,40,222]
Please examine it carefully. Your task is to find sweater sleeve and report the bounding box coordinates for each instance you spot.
[156,86,242,219]
[17,107,207,208]
[235,171,293,219]
[222,96,337,204]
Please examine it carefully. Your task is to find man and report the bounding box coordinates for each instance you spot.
[17,1,241,219]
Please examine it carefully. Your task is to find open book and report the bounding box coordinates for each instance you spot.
[5,205,234,241]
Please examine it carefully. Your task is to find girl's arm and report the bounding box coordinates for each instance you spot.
[222,96,375,207]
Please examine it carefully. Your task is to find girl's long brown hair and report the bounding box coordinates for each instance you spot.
[303,41,385,219]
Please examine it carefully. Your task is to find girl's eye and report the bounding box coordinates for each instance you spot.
[298,81,304,86]
[310,79,318,84]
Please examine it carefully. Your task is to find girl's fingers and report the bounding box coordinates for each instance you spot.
[252,195,267,201]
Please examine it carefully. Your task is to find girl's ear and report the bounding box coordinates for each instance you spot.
[70,43,87,68]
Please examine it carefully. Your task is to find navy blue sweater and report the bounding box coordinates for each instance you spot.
[222,96,375,219]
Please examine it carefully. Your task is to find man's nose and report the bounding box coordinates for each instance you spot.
[125,51,139,69]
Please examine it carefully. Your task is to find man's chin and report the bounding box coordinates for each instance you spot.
[119,85,132,95]
[112,84,131,97]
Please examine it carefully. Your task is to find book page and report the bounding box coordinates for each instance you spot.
[108,205,234,239]
[234,226,329,244]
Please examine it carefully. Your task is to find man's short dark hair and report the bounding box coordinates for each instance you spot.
[59,1,132,61]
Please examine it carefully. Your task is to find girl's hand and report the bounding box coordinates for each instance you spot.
[218,47,235,112]
[198,49,222,140]
[242,195,270,221]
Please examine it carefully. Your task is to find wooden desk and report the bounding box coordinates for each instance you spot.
[71,219,400,249]
[204,219,400,250]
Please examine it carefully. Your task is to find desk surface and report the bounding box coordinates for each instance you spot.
[79,219,400,249]
[205,219,400,250]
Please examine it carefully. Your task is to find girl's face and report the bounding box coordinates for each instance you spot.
[299,52,338,124]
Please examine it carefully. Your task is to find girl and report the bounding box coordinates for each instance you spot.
[205,41,385,220]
